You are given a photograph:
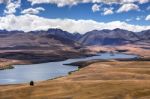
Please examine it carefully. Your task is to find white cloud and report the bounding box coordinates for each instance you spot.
[117,3,139,13]
[0,0,149,7]
[4,0,21,15]
[27,0,150,7]
[0,14,150,33]
[92,4,100,12]
[136,17,141,20]
[103,8,114,15]
[147,6,150,10]
[0,0,9,4]
[145,15,150,21]
[136,16,143,20]
[0,0,4,3]
[21,7,45,15]
[139,0,149,4]
[126,18,132,22]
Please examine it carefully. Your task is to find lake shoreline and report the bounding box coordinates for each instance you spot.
[2,51,137,70]
[64,57,150,71]
[0,47,146,70]
[0,61,150,99]
[0,52,96,70]
[0,65,14,70]
[0,52,138,85]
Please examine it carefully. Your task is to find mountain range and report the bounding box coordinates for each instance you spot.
[0,28,149,49]
[79,28,150,46]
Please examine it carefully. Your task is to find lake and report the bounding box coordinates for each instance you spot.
[0,53,137,84]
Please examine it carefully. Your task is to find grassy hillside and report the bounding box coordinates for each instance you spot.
[0,61,150,99]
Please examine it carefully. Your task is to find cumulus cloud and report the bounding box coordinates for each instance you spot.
[145,15,150,21]
[139,0,149,4]
[92,4,100,12]
[0,14,150,33]
[21,7,45,15]
[117,3,139,13]
[27,0,150,7]
[4,0,21,15]
[103,8,114,15]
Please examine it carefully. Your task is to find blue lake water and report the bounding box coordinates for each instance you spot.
[0,53,137,84]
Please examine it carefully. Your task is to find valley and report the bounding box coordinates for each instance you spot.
[0,28,149,69]
[0,28,149,99]
[0,0,150,98]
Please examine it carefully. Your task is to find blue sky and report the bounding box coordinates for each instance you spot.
[0,0,150,33]
[35,2,150,26]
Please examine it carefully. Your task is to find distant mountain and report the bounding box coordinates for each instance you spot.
[72,33,82,40]
[78,28,146,46]
[137,29,150,40]
[0,29,79,49]
[0,28,149,48]
[29,29,76,40]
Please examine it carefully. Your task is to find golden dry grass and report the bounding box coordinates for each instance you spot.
[0,61,150,99]
[85,44,150,58]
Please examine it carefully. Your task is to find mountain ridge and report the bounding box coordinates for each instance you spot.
[0,28,149,47]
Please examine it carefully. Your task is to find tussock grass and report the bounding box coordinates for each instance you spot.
[0,61,150,99]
